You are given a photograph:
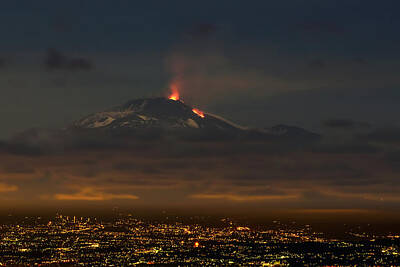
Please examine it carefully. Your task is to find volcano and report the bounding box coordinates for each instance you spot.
[72,97,242,132]
[8,96,321,152]
[70,97,320,142]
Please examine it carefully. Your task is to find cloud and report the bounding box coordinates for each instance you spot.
[293,209,371,214]
[44,48,93,71]
[323,119,355,128]
[165,30,293,105]
[112,161,136,171]
[312,143,379,154]
[3,163,35,174]
[3,128,68,156]
[384,150,400,171]
[190,193,298,202]
[322,118,371,129]
[54,187,139,201]
[1,121,400,211]
[163,30,400,109]
[361,127,400,144]
[0,183,18,192]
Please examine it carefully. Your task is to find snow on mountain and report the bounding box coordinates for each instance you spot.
[72,97,242,133]
[7,97,321,152]
[69,97,321,142]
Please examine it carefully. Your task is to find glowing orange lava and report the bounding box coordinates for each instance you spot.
[168,84,180,101]
[192,108,205,118]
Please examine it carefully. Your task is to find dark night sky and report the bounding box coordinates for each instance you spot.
[0,0,400,137]
[1,1,400,217]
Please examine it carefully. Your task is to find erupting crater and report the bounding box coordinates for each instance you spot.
[168,84,180,101]
[168,85,205,119]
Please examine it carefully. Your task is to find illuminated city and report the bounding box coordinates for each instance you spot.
[0,213,399,265]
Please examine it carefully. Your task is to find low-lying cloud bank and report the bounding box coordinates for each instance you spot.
[0,124,399,215]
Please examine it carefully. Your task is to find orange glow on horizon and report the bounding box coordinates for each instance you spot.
[192,108,205,118]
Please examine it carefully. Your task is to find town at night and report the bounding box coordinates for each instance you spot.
[1,213,399,266]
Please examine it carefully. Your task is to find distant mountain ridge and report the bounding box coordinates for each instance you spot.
[70,97,321,142]
[5,96,321,153]
[72,97,241,132]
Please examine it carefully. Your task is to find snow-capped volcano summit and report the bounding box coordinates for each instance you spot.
[8,96,320,150]
[69,96,320,142]
[72,97,242,133]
